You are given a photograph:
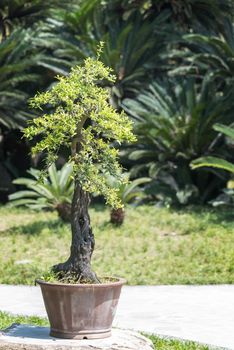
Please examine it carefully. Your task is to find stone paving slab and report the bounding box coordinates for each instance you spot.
[0,324,153,350]
[0,285,234,349]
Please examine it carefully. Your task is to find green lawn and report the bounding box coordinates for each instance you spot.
[0,205,233,285]
[0,311,210,350]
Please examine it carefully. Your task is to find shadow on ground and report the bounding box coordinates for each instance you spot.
[0,219,66,236]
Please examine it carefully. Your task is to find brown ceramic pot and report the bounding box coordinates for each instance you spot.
[36,278,125,340]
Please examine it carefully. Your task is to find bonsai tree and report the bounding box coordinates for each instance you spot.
[24,44,136,284]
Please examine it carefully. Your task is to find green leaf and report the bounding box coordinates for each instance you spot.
[8,198,40,207]
[129,150,156,161]
[214,124,234,141]
[8,191,39,200]
[122,178,150,203]
[48,164,60,190]
[58,163,73,190]
[13,178,37,186]
[191,156,234,173]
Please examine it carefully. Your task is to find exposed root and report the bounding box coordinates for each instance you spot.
[52,260,100,284]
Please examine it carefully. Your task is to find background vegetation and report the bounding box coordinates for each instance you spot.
[1,0,234,207]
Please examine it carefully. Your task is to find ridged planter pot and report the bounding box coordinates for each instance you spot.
[36,278,125,340]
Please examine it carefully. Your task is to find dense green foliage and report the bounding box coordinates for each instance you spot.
[0,30,37,129]
[0,1,69,130]
[123,78,232,204]
[0,1,71,200]
[1,0,234,206]
[0,205,233,285]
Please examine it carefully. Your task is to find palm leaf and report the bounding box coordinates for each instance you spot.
[191,157,234,173]
[122,177,150,202]
[213,124,234,141]
[58,163,73,190]
[48,164,60,190]
[8,190,40,200]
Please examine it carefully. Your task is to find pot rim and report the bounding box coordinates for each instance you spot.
[35,277,126,288]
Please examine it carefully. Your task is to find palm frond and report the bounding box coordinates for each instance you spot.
[191,157,234,173]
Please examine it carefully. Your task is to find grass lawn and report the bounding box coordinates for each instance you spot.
[0,204,233,285]
[0,311,211,350]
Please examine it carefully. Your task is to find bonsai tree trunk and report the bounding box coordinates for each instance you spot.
[53,180,100,283]
[110,207,125,226]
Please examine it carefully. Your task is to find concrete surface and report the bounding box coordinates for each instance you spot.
[0,324,153,350]
[0,285,234,349]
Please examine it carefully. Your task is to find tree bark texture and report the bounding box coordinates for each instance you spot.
[53,181,99,283]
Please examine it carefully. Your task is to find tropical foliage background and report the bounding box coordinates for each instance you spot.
[1,0,234,209]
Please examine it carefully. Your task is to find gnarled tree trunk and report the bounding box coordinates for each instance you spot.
[53,180,99,283]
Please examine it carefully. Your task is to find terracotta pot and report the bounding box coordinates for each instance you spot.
[36,278,125,340]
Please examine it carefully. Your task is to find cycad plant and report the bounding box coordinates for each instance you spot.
[154,0,234,34]
[0,29,40,129]
[123,76,233,204]
[0,0,69,40]
[172,20,234,87]
[9,163,74,222]
[107,173,150,225]
[0,27,67,195]
[51,2,172,107]
[0,1,73,200]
